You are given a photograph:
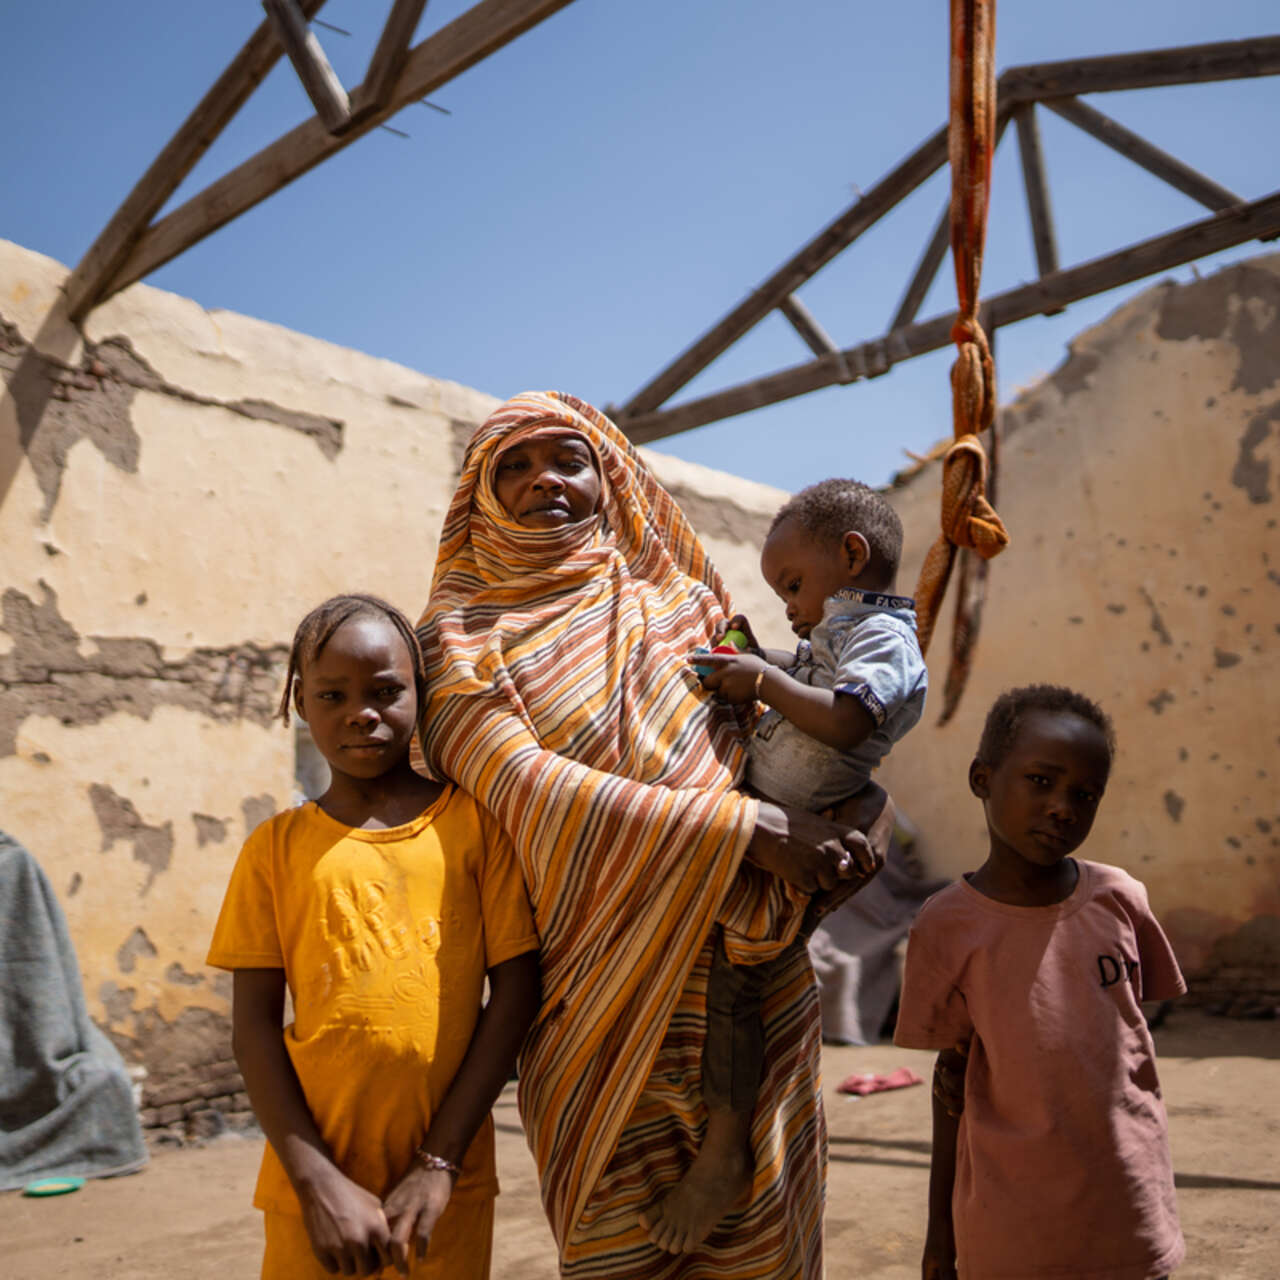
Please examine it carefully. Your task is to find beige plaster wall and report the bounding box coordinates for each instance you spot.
[0,239,788,1125]
[877,254,1280,1001]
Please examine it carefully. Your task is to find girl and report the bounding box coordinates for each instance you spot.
[895,684,1185,1280]
[208,594,539,1279]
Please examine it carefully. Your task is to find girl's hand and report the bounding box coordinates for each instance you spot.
[383,1163,455,1274]
[297,1166,394,1276]
[694,651,767,704]
[922,1217,958,1279]
[748,802,881,893]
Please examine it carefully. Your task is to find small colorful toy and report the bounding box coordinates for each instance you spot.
[693,627,749,676]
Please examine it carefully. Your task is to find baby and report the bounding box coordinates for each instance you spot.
[644,478,927,1253]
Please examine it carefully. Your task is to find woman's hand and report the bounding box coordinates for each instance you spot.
[807,784,893,917]
[383,1163,455,1274]
[747,802,880,893]
[296,1164,395,1276]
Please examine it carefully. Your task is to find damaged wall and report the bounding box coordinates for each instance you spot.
[0,238,790,1133]
[879,253,1280,1006]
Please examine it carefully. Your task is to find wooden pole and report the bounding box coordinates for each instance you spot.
[63,0,329,321]
[1042,96,1242,213]
[777,295,843,363]
[891,203,951,331]
[1013,103,1059,280]
[96,0,578,305]
[263,0,350,133]
[999,34,1280,103]
[357,0,432,113]
[619,190,1280,442]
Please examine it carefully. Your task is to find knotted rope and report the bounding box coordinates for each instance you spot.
[913,0,1009,718]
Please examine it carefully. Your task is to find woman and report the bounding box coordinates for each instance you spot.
[418,392,889,1277]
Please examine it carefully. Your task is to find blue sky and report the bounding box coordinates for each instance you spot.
[3,1,1278,490]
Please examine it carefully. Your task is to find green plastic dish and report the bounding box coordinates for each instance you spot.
[22,1177,85,1197]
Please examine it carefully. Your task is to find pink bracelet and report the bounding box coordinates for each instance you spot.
[416,1147,461,1178]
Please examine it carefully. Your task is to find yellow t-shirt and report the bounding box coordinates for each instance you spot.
[206,785,538,1214]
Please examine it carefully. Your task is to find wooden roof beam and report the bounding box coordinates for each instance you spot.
[619,124,951,419]
[620,190,1280,443]
[777,295,844,365]
[356,0,432,114]
[1042,96,1243,213]
[63,0,329,321]
[999,34,1280,103]
[1013,103,1062,314]
[263,0,350,132]
[94,0,577,307]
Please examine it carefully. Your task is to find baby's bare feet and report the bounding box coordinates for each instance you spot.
[639,1131,752,1254]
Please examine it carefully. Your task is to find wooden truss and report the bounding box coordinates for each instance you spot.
[612,35,1280,443]
[64,0,576,321]
[68,19,1280,444]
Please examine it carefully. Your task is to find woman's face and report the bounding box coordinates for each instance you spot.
[493,432,602,528]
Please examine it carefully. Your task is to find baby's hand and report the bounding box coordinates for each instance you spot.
[691,651,767,704]
[713,613,763,656]
[384,1162,455,1274]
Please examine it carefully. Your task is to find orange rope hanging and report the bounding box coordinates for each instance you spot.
[913,0,1009,716]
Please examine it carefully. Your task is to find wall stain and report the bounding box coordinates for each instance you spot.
[0,581,287,756]
[0,311,344,521]
[1231,401,1279,505]
[117,926,158,973]
[164,962,205,987]
[1147,689,1175,715]
[241,793,277,836]
[192,813,229,847]
[98,980,138,1029]
[1155,261,1280,396]
[89,782,174,892]
[1164,790,1185,823]
[1214,648,1242,669]
[1138,587,1173,646]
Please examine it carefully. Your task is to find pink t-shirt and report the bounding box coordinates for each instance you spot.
[895,860,1185,1280]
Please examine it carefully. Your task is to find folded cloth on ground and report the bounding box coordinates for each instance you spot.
[0,830,147,1190]
[837,1067,924,1096]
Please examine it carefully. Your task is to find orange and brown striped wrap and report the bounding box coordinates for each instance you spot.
[418,392,823,1275]
[914,0,1010,714]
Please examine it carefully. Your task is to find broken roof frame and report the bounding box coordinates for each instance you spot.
[65,10,1280,443]
[614,33,1280,441]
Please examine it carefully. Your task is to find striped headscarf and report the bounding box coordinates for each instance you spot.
[419,393,822,1275]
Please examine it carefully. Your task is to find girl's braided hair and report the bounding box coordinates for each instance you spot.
[976,683,1116,770]
[277,594,426,726]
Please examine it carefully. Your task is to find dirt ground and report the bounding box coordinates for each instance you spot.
[2,1008,1275,1279]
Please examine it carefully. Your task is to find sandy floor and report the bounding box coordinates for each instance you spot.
[2,1008,1275,1278]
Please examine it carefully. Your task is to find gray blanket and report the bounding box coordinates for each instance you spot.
[0,830,147,1189]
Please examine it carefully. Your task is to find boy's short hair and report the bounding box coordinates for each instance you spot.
[976,684,1117,770]
[770,478,903,575]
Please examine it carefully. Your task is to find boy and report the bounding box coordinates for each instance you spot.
[643,478,927,1253]
[894,685,1184,1279]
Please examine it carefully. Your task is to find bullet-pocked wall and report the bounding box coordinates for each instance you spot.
[0,239,790,1133]
[878,253,1280,1009]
